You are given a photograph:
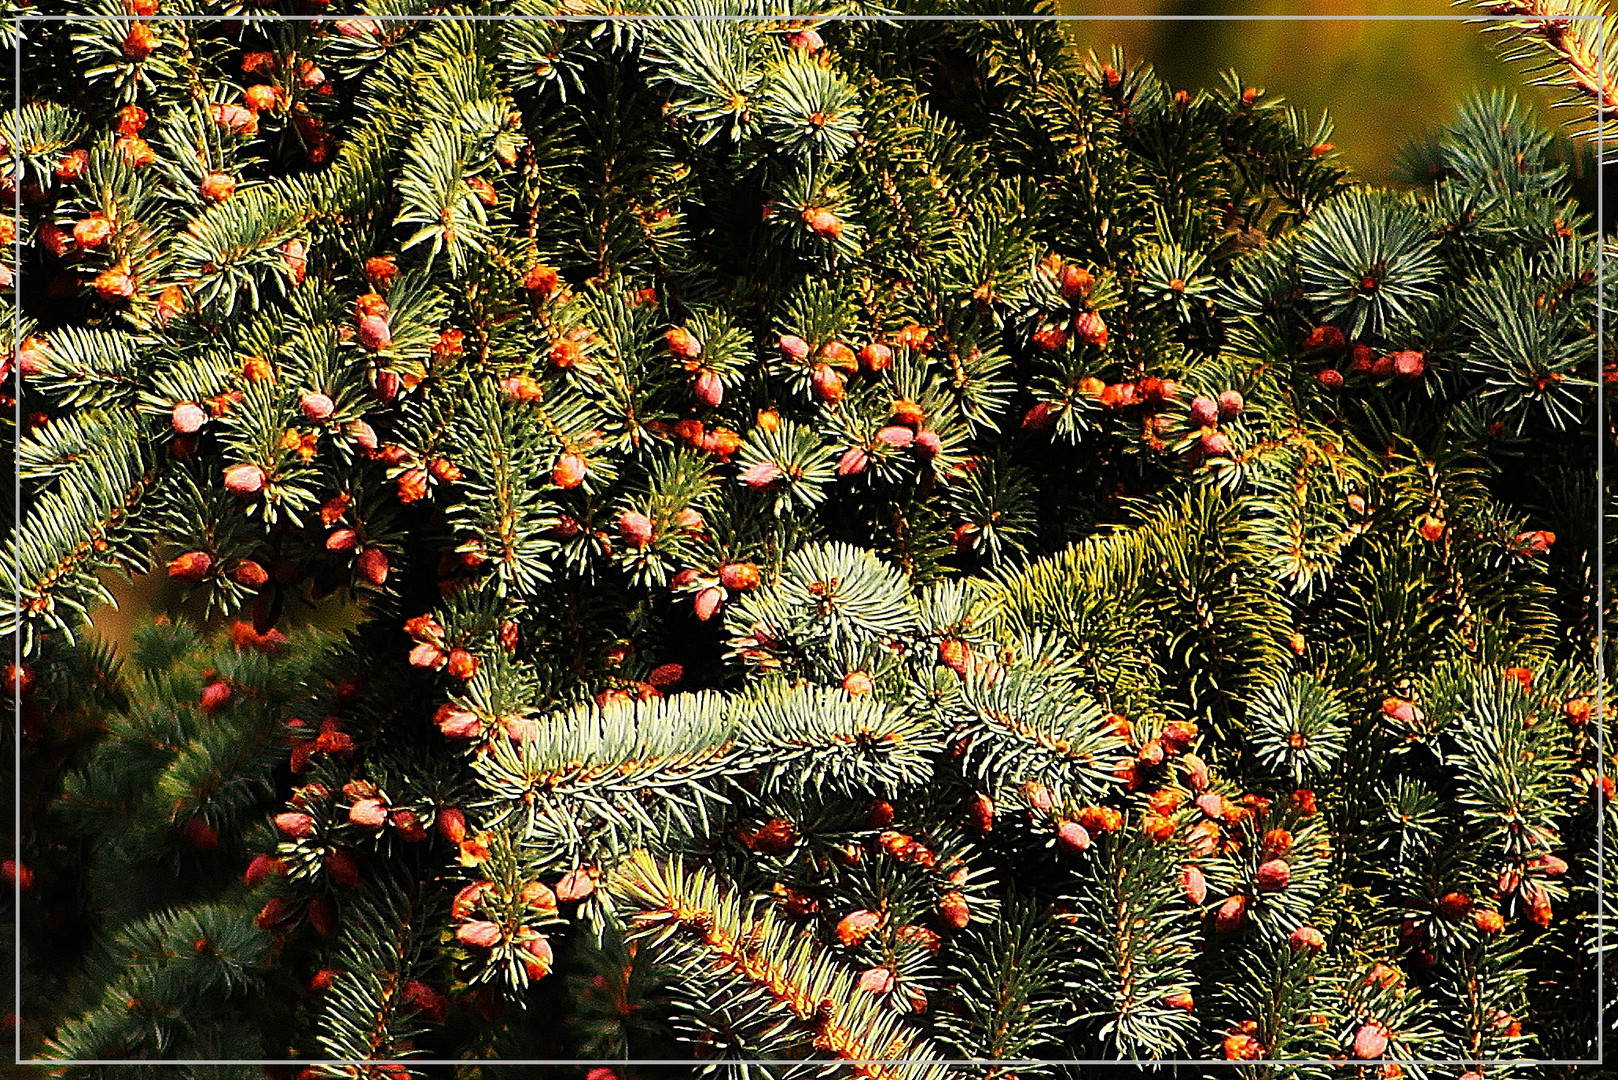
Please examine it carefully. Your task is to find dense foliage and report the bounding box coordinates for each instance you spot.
[4,3,1613,1075]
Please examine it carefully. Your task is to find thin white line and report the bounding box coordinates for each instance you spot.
[11,15,22,1071]
[1596,9,1607,1067]
[9,11,1611,18]
[9,1063,1594,1069]
[9,6,1605,1075]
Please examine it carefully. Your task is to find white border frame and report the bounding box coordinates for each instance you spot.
[8,8,1607,1069]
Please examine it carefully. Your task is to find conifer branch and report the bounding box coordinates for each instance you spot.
[1467,0,1618,140]
[609,850,955,1079]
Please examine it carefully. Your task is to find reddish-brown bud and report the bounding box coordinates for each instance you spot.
[167,550,213,584]
[836,909,882,947]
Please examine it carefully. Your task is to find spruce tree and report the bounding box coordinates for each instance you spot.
[4,3,1611,1075]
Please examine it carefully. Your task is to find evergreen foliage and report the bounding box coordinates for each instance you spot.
[3,2,1610,1074]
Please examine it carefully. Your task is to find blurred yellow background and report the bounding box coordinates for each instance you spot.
[1056,0,1569,183]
